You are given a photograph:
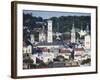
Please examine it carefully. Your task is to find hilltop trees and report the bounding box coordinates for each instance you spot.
[23,13,91,33]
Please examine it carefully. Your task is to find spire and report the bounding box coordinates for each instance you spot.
[71,23,75,32]
[72,17,75,31]
[72,23,75,29]
[81,23,83,30]
[42,25,45,32]
[86,23,89,33]
[71,23,76,43]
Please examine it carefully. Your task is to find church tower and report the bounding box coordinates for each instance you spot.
[39,25,46,42]
[47,20,53,43]
[71,23,76,43]
[84,24,91,49]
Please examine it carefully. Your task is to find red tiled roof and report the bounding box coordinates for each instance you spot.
[40,48,48,52]
[74,48,85,51]
[59,49,71,53]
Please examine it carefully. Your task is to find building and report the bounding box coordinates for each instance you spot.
[39,25,46,42]
[39,31,46,42]
[41,52,54,63]
[84,35,91,49]
[74,48,85,61]
[23,45,32,55]
[23,44,33,69]
[31,54,38,64]
[31,47,54,64]
[84,24,91,49]
[71,23,76,43]
[30,34,35,44]
[36,41,66,49]
[47,20,53,43]
[59,48,71,60]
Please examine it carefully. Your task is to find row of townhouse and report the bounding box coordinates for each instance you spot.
[23,44,90,65]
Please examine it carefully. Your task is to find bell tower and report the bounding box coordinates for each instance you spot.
[71,23,76,43]
[47,20,53,43]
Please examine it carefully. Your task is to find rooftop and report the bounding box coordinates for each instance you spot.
[36,41,69,47]
[74,48,85,51]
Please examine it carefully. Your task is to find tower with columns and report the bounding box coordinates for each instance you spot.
[71,23,76,43]
[47,20,53,43]
[84,24,91,49]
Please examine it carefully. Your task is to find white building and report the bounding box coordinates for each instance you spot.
[74,48,85,61]
[39,48,54,63]
[23,44,33,69]
[39,25,46,42]
[71,23,76,43]
[59,49,71,60]
[31,47,55,64]
[39,31,46,42]
[23,45,32,55]
[84,24,91,49]
[41,52,54,63]
[84,35,91,49]
[47,20,53,43]
[31,54,38,64]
